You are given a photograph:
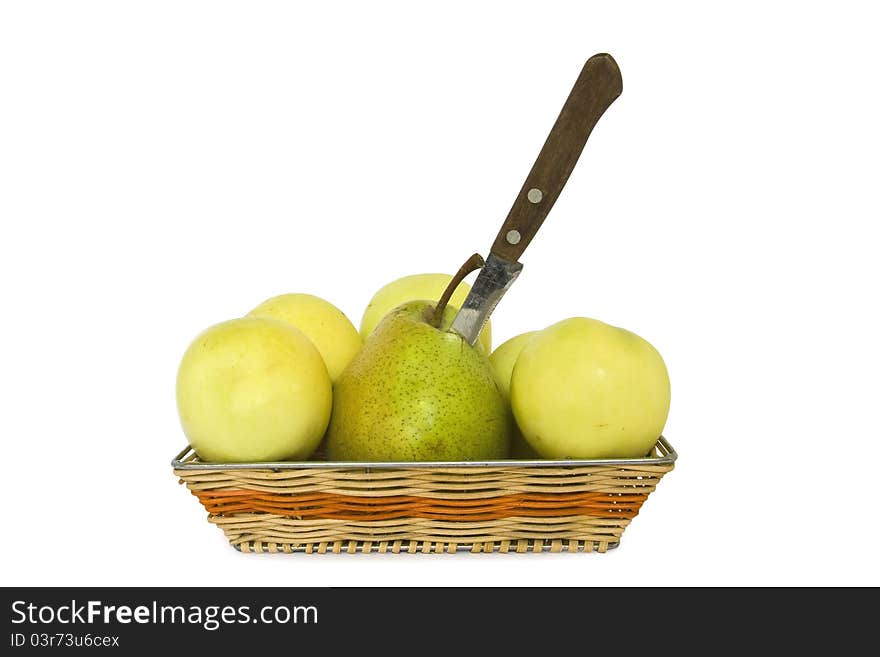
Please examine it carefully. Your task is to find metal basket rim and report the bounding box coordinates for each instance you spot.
[171,435,677,470]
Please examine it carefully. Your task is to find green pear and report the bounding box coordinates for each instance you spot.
[360,273,492,353]
[327,258,510,462]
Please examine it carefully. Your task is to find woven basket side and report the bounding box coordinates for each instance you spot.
[192,489,648,520]
[175,462,674,553]
[174,463,672,497]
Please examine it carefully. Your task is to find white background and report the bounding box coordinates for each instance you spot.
[2,1,878,587]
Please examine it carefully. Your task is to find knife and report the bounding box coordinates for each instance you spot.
[449,53,623,345]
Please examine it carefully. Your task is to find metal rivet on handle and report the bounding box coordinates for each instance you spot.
[506,229,521,245]
[527,188,543,203]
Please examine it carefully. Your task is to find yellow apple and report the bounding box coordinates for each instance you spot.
[510,317,670,459]
[489,331,538,400]
[176,317,332,462]
[489,331,540,459]
[360,273,492,353]
[247,293,361,382]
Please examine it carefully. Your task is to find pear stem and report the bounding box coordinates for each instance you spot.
[429,253,485,328]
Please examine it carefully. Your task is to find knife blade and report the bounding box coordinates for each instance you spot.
[450,53,623,345]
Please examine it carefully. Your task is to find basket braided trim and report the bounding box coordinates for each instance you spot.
[210,514,629,550]
[192,489,647,520]
[238,538,614,554]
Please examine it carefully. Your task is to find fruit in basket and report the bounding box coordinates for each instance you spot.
[328,257,510,461]
[247,293,361,382]
[360,273,492,353]
[489,331,540,458]
[489,331,538,399]
[511,317,670,459]
[176,317,332,462]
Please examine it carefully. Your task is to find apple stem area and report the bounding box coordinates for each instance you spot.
[427,253,484,328]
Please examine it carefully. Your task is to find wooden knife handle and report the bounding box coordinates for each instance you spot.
[490,53,623,262]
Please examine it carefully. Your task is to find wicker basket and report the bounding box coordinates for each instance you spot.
[172,436,676,554]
